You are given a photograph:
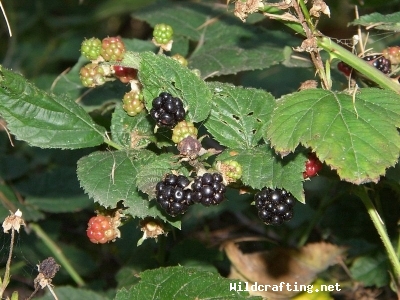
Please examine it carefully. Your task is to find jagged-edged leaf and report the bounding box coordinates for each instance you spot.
[217,146,305,203]
[134,2,285,78]
[349,11,400,31]
[110,103,154,149]
[76,150,180,227]
[205,82,275,149]
[267,88,400,184]
[114,266,262,300]
[139,51,212,123]
[0,66,105,149]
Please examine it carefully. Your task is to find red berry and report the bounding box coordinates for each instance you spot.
[337,61,353,77]
[113,65,138,83]
[382,46,400,64]
[87,215,119,244]
[303,152,323,179]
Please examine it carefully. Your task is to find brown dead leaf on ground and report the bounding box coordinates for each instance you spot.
[222,239,346,299]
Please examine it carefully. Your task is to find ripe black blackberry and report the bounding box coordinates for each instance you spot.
[363,54,391,74]
[254,187,296,226]
[155,174,193,217]
[190,173,226,206]
[150,92,185,128]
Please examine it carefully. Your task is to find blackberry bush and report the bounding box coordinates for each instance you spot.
[254,188,296,226]
[150,92,185,128]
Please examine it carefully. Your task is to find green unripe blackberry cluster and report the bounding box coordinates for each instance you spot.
[79,63,106,87]
[171,54,188,67]
[172,121,197,144]
[223,160,242,181]
[122,91,145,116]
[153,23,174,45]
[81,38,102,61]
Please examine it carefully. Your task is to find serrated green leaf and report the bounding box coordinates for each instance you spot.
[76,150,180,227]
[350,251,390,287]
[139,51,212,123]
[0,66,105,149]
[204,82,275,149]
[217,146,305,202]
[110,103,154,149]
[267,88,400,184]
[114,266,262,300]
[349,11,400,31]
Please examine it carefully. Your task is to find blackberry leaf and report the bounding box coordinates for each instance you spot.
[217,146,305,203]
[0,67,106,149]
[205,82,275,149]
[77,150,181,229]
[267,88,400,184]
[114,266,261,300]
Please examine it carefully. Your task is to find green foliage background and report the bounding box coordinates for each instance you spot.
[1,0,400,299]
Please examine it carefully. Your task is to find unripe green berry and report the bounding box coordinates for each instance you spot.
[218,160,242,183]
[172,121,197,144]
[80,38,102,61]
[171,54,188,67]
[122,90,144,116]
[101,37,125,61]
[79,63,106,87]
[153,23,174,45]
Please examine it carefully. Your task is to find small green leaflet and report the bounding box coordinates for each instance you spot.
[349,11,400,31]
[267,88,400,184]
[0,66,105,149]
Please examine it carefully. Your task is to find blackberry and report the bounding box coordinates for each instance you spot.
[113,65,138,83]
[171,54,188,67]
[80,63,106,87]
[254,187,296,225]
[153,23,174,45]
[122,90,144,116]
[382,46,400,64]
[363,54,391,74]
[80,38,102,61]
[101,36,125,62]
[150,92,186,128]
[191,173,226,206]
[155,174,192,217]
[172,121,197,144]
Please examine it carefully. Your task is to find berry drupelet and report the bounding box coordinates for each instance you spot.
[254,188,296,226]
[150,92,185,128]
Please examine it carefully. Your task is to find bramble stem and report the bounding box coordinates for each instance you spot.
[30,223,85,287]
[0,228,15,298]
[104,137,123,150]
[355,186,400,280]
[318,36,400,94]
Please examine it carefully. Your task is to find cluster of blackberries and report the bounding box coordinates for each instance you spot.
[190,173,226,206]
[150,92,185,128]
[155,173,226,216]
[254,188,295,226]
[155,174,192,217]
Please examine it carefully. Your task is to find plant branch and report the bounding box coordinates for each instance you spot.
[355,186,400,281]
[30,223,86,287]
[0,228,15,298]
[292,0,330,89]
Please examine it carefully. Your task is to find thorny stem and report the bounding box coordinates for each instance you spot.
[355,186,400,281]
[30,223,85,287]
[0,228,15,298]
[292,0,330,89]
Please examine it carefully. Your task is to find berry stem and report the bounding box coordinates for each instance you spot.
[318,36,400,94]
[104,136,123,150]
[355,186,400,281]
[30,223,86,287]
